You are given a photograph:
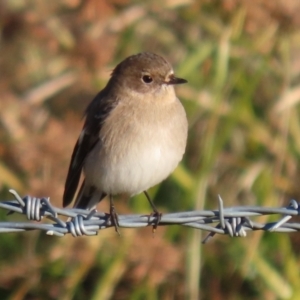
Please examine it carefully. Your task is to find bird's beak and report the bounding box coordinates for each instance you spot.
[165,74,187,85]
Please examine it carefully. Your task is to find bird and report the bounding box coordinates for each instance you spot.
[63,52,188,231]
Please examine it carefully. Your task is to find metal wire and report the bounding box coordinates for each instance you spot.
[1,189,300,243]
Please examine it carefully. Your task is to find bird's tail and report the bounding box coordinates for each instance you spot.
[74,180,106,210]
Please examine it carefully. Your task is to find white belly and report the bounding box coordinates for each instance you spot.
[84,135,184,195]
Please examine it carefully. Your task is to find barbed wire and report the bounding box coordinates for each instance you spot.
[1,189,300,243]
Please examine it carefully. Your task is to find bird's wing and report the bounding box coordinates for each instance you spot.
[63,88,118,207]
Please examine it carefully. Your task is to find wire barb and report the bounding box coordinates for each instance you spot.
[0,189,300,241]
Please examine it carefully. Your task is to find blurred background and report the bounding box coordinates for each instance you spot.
[1,0,300,299]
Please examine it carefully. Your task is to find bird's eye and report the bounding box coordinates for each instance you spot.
[142,75,153,83]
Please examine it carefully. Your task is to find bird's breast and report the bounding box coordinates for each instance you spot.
[84,97,187,195]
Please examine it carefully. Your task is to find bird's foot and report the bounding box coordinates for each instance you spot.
[143,190,162,233]
[148,209,162,234]
[109,196,120,235]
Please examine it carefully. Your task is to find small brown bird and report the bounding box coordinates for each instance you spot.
[63,52,188,229]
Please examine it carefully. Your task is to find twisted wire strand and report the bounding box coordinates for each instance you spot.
[1,189,299,243]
